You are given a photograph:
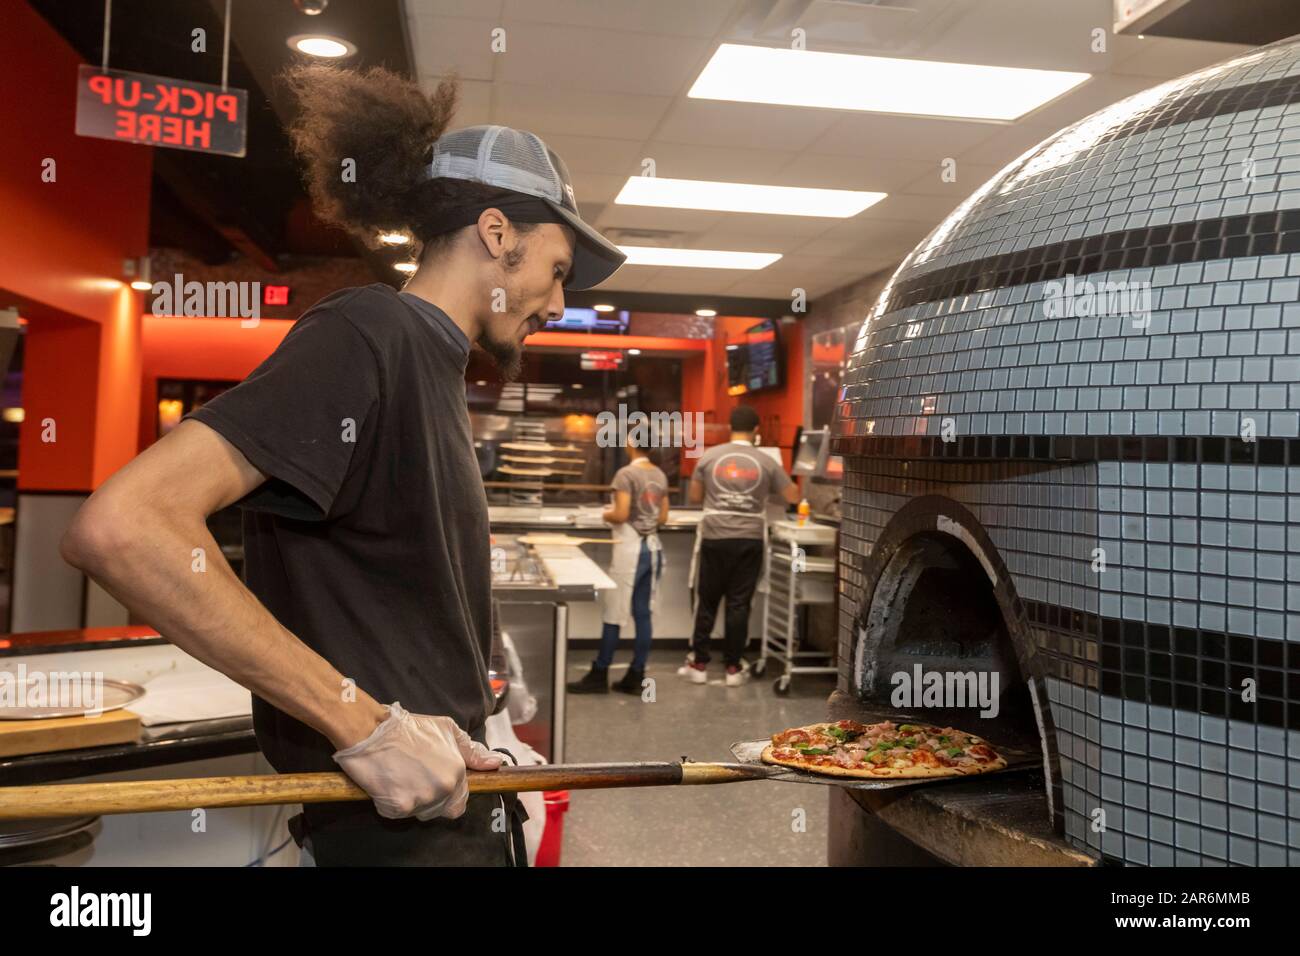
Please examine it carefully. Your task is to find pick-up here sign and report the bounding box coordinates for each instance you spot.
[75,64,247,157]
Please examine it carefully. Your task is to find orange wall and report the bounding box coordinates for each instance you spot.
[138,317,806,478]
[20,317,101,491]
[3,2,153,491]
[139,316,295,448]
[681,316,803,474]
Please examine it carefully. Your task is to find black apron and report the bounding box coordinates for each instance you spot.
[287,727,529,867]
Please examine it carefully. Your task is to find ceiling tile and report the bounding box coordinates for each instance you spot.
[420,0,505,19]
[529,133,645,176]
[689,216,839,246]
[771,153,927,192]
[655,99,841,151]
[495,24,710,97]
[445,79,493,127]
[501,0,736,37]
[897,162,1001,197]
[808,113,997,161]
[633,142,799,182]
[492,84,672,139]
[956,121,1059,167]
[864,192,962,223]
[597,203,723,236]
[1109,36,1249,77]
[791,231,926,262]
[408,14,498,82]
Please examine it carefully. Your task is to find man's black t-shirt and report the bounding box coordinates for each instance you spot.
[188,283,494,787]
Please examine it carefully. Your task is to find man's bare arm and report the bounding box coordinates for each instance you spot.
[60,419,387,750]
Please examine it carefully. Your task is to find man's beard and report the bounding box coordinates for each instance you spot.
[478,249,529,381]
[477,328,523,382]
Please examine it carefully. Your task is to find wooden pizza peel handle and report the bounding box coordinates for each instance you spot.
[0,761,770,819]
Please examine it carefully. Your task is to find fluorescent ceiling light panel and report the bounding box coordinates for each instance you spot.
[615,176,885,217]
[618,246,781,270]
[689,44,1090,121]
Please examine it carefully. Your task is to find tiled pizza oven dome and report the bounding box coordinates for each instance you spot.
[836,38,1300,866]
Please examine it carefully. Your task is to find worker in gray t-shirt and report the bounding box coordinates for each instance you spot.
[568,437,668,695]
[680,406,798,686]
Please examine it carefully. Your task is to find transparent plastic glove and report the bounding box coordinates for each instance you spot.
[332,701,504,821]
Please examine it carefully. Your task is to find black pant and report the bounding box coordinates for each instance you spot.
[691,537,764,666]
[300,791,521,867]
[289,728,528,867]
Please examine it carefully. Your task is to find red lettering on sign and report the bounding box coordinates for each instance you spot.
[179,88,203,116]
[186,119,210,149]
[161,116,183,145]
[214,93,239,123]
[137,114,160,141]
[115,78,142,108]
[154,84,180,113]
[78,66,247,157]
[88,73,112,103]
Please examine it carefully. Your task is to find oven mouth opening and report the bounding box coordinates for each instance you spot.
[854,531,1040,751]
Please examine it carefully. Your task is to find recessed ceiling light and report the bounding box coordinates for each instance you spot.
[393,262,417,273]
[615,177,885,218]
[130,280,152,291]
[618,246,781,270]
[695,308,717,317]
[689,43,1090,121]
[572,383,584,388]
[475,380,487,386]
[627,349,641,356]
[378,232,409,245]
[593,304,616,312]
[288,34,356,58]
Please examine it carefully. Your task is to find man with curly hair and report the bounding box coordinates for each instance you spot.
[60,66,624,866]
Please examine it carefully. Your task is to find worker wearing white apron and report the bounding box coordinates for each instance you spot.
[680,406,798,686]
[568,439,668,695]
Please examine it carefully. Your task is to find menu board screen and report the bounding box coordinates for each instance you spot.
[726,319,784,395]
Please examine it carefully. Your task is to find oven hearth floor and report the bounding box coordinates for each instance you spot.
[828,691,1095,866]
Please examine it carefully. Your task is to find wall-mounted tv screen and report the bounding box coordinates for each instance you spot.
[545,307,629,333]
[725,319,784,395]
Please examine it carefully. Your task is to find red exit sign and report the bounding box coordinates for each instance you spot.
[263,285,290,306]
[581,350,624,371]
[75,65,247,157]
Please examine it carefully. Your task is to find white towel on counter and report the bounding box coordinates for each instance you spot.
[128,669,253,726]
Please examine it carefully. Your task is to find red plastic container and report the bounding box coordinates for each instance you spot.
[534,789,569,867]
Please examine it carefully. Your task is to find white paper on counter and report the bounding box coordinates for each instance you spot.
[530,544,617,590]
[128,669,253,726]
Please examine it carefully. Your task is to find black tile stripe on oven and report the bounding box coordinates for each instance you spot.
[880,209,1300,316]
[833,434,1299,731]
[1096,71,1300,151]
[1026,599,1299,731]
[832,433,1299,467]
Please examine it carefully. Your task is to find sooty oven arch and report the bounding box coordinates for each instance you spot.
[849,494,1064,833]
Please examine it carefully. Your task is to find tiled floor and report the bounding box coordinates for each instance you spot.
[560,657,837,866]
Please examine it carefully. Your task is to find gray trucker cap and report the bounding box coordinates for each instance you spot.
[426,125,625,290]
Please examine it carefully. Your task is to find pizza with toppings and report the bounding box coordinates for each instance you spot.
[761,720,1007,778]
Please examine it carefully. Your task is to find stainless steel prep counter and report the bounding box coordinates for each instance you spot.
[489,532,614,763]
